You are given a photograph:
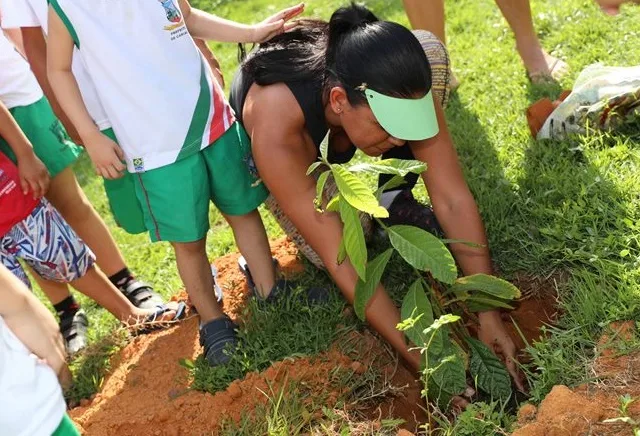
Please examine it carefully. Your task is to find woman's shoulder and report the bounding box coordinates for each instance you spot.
[244,83,306,132]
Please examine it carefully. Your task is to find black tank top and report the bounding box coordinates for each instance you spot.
[230,68,357,163]
[229,67,419,189]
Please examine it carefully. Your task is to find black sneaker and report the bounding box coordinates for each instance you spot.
[381,189,443,235]
[237,256,328,305]
[199,317,238,367]
[59,309,89,356]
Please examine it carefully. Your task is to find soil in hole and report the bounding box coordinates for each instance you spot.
[70,238,425,435]
[507,272,564,354]
[70,240,567,435]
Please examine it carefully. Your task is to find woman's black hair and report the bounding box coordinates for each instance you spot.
[240,3,432,105]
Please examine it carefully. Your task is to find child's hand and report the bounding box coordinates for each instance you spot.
[83,131,126,179]
[57,364,74,392]
[251,3,305,43]
[17,152,50,199]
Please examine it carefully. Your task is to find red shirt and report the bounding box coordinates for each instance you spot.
[0,153,38,237]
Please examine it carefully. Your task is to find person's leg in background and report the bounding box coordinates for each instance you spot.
[494,0,568,81]
[402,0,568,84]
[402,0,459,87]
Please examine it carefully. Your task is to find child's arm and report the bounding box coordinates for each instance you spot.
[20,26,82,144]
[179,0,304,44]
[194,38,225,88]
[0,101,49,198]
[0,266,70,387]
[46,7,125,180]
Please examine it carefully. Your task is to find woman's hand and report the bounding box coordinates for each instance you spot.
[82,131,126,179]
[251,3,305,43]
[17,152,50,199]
[477,310,526,392]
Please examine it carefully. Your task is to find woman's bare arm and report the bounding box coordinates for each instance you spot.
[410,101,525,390]
[245,84,421,370]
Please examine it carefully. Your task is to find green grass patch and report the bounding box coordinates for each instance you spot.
[46,0,640,430]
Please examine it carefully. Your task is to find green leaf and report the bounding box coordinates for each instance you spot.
[179,358,195,370]
[400,280,442,355]
[387,225,457,284]
[467,337,512,400]
[426,340,467,408]
[449,274,521,300]
[339,199,367,280]
[326,195,340,212]
[354,249,393,321]
[306,161,323,176]
[315,171,330,211]
[466,295,514,312]
[376,175,407,200]
[423,314,461,337]
[332,165,389,218]
[349,159,427,177]
[320,138,328,161]
[337,238,347,265]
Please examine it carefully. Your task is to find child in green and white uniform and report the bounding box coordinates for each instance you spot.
[0,30,169,355]
[47,0,305,366]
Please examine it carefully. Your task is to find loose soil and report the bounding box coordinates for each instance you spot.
[514,322,640,436]
[70,238,424,435]
[69,239,587,435]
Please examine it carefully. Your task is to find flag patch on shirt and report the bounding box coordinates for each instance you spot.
[133,158,144,172]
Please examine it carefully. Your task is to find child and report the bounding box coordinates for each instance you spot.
[47,0,304,366]
[0,30,167,353]
[0,112,186,341]
[0,264,79,436]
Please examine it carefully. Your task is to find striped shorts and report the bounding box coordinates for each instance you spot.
[0,200,95,288]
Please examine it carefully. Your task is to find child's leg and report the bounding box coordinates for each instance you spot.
[12,201,181,326]
[131,149,237,365]
[205,123,274,296]
[172,239,225,323]
[46,167,127,275]
[223,210,275,298]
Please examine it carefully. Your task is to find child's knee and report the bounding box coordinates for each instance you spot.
[223,209,261,228]
[171,239,207,256]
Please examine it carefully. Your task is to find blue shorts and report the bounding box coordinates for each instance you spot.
[0,200,95,288]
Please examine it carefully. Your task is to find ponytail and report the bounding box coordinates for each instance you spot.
[325,4,378,66]
[239,3,431,107]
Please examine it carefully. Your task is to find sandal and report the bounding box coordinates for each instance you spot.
[60,309,89,356]
[119,279,164,310]
[134,302,187,335]
[199,316,238,366]
[238,256,328,305]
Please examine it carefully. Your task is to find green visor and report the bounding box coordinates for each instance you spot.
[364,88,439,141]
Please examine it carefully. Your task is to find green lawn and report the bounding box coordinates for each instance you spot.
[63,0,639,432]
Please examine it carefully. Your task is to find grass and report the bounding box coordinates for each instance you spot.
[54,0,640,431]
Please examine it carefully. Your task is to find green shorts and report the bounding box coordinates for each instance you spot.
[52,413,80,436]
[133,122,269,243]
[0,97,82,178]
[101,128,147,235]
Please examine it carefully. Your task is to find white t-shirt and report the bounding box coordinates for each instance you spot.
[0,317,66,436]
[0,31,42,109]
[51,0,235,173]
[0,0,111,129]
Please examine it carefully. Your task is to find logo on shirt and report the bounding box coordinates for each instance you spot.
[158,0,184,30]
[133,158,145,172]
